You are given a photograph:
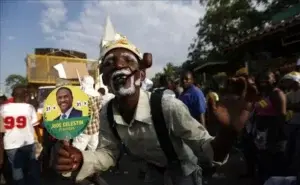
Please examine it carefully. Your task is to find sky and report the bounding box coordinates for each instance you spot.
[0,0,205,94]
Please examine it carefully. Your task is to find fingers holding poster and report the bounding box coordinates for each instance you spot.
[43,85,90,140]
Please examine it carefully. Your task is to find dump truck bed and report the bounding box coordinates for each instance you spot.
[26,54,99,85]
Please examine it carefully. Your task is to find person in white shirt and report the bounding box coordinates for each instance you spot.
[98,87,115,108]
[72,75,102,152]
[0,85,41,185]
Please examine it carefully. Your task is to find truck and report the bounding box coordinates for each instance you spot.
[26,48,100,103]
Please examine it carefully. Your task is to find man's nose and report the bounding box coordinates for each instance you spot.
[113,56,127,69]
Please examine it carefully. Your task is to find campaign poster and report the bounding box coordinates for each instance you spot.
[43,85,90,140]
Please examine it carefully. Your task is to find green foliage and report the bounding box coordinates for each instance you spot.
[187,0,265,67]
[5,74,27,91]
[152,0,300,82]
[150,62,182,87]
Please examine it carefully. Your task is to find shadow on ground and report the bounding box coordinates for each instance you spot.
[1,150,255,185]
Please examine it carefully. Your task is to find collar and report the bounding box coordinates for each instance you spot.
[182,84,195,93]
[112,89,152,126]
[61,107,73,118]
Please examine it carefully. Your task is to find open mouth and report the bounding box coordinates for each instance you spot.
[110,69,135,90]
[113,74,129,85]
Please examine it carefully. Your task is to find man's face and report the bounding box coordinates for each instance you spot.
[56,89,73,113]
[181,73,193,90]
[101,48,141,97]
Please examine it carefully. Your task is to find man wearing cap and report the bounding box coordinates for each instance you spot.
[54,33,257,185]
[264,72,300,185]
[0,85,41,185]
[282,72,300,125]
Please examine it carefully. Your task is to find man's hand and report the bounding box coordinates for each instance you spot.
[210,76,258,161]
[55,141,83,173]
[211,76,258,132]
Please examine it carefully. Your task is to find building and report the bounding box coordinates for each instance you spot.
[223,4,300,75]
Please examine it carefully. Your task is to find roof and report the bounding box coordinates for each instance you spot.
[224,12,300,51]
[194,61,228,72]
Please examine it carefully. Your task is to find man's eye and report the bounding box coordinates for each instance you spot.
[103,59,113,66]
[124,56,132,61]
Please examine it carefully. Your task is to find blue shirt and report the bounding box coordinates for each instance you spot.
[179,85,206,120]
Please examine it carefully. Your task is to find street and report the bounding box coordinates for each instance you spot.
[100,150,255,185]
[1,150,255,185]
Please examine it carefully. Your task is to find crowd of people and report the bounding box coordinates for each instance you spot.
[0,32,299,185]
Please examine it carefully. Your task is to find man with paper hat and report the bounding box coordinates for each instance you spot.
[55,31,257,185]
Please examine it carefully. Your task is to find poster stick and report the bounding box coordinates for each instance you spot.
[62,135,72,177]
[76,69,82,87]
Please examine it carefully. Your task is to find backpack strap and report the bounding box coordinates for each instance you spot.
[150,91,179,164]
[107,99,121,141]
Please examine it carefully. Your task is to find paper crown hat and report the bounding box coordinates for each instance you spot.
[100,33,143,60]
[281,71,300,83]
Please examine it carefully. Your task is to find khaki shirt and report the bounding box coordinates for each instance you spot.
[76,90,226,181]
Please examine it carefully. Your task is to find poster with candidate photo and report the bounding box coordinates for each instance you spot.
[43,85,90,140]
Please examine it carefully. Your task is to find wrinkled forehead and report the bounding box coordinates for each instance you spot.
[102,48,139,64]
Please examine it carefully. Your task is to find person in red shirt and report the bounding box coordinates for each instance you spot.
[4,97,13,104]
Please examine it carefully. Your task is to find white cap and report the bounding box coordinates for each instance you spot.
[141,78,153,91]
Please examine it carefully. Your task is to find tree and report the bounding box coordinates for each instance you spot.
[186,0,299,69]
[5,74,27,91]
[151,72,163,88]
[186,0,265,69]
[262,0,300,20]
[163,62,176,79]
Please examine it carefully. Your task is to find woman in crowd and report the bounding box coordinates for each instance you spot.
[253,70,287,184]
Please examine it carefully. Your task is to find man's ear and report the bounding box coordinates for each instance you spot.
[140,53,152,69]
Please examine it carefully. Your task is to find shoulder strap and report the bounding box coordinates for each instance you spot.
[107,99,121,141]
[150,92,179,164]
[107,93,180,164]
